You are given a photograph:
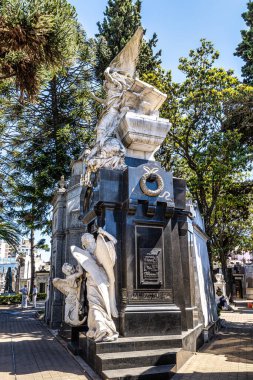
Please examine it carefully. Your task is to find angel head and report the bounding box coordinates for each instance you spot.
[62,263,75,276]
[81,233,96,253]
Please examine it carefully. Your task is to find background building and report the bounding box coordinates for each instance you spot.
[0,238,50,294]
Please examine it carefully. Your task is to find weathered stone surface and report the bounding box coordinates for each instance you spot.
[118,111,171,160]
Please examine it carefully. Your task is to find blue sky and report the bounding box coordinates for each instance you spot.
[69,0,247,82]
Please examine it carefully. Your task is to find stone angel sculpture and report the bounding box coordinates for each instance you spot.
[53,263,86,326]
[83,27,144,186]
[83,27,167,186]
[71,227,118,342]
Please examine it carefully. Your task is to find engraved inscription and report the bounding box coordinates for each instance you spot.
[143,248,160,283]
[126,289,172,304]
[136,226,164,287]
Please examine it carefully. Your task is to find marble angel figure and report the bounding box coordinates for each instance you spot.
[53,263,86,326]
[71,227,119,342]
[83,27,144,186]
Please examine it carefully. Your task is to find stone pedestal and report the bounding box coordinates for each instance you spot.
[118,111,171,160]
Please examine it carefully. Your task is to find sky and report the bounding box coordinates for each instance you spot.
[69,0,248,82]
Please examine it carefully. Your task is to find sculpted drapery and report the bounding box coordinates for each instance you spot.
[71,227,119,342]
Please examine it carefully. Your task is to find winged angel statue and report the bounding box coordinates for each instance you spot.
[84,27,163,186]
[71,227,119,342]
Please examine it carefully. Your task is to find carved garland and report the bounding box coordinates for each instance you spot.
[139,171,164,197]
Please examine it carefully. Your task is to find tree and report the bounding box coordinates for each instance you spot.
[157,40,252,272]
[2,59,95,255]
[225,1,253,145]
[235,1,253,84]
[210,180,253,278]
[2,34,95,230]
[0,0,80,99]
[1,34,96,293]
[0,217,20,249]
[95,0,161,81]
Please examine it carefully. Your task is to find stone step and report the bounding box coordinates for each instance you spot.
[96,348,181,372]
[102,364,176,380]
[80,333,183,354]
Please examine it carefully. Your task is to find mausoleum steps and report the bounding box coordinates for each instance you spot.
[79,326,202,379]
[96,347,181,372]
[102,364,176,380]
[86,334,183,354]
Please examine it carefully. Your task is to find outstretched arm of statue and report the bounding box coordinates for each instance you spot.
[97,227,117,245]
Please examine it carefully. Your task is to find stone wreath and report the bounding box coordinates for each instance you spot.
[139,167,164,197]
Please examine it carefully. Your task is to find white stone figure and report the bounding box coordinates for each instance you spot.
[71,227,119,342]
[83,26,170,182]
[84,28,144,186]
[53,263,86,326]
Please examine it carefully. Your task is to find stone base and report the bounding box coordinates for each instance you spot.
[58,324,88,356]
[203,319,220,343]
[79,324,204,379]
[121,304,182,336]
[118,111,171,160]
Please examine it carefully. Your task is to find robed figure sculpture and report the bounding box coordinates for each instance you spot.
[71,227,118,342]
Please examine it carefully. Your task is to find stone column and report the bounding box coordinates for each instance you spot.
[46,190,66,328]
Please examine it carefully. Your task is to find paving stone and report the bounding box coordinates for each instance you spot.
[173,309,253,380]
[0,306,90,380]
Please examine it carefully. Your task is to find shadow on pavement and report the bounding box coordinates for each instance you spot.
[0,307,88,378]
[173,371,253,379]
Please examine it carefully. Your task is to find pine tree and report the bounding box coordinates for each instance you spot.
[235,1,253,84]
[225,1,253,145]
[95,0,161,81]
[0,0,81,99]
[1,35,95,294]
[7,55,95,234]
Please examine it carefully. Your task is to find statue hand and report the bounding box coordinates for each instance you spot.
[97,227,104,235]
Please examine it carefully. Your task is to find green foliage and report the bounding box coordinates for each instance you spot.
[223,84,253,145]
[95,0,161,81]
[0,294,21,304]
[157,39,253,268]
[0,0,80,99]
[95,0,141,79]
[0,217,20,249]
[36,239,50,252]
[37,292,47,300]
[235,1,253,85]
[0,292,47,304]
[2,35,95,234]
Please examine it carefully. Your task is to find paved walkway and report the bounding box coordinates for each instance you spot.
[1,305,253,379]
[173,309,253,380]
[0,305,91,380]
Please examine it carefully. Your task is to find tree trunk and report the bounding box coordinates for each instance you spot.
[29,228,35,295]
[220,251,228,283]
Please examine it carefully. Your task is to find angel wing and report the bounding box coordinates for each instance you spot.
[71,245,111,318]
[95,234,118,318]
[109,27,144,78]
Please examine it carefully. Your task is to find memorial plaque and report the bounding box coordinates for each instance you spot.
[141,248,160,285]
[123,289,173,304]
[136,226,164,287]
